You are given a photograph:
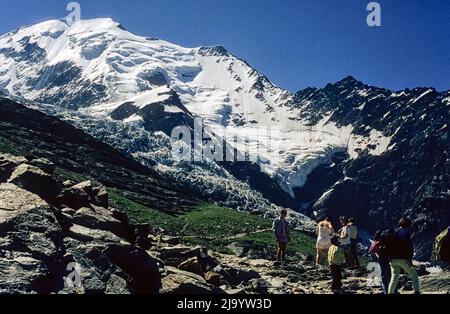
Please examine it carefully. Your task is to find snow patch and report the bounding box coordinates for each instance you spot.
[412,89,433,104]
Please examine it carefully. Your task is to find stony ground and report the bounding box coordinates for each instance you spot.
[1,151,449,294]
[207,253,449,295]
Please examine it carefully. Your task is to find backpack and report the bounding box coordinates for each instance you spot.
[434,227,450,262]
[378,229,398,258]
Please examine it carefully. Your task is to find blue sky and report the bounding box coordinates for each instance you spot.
[0,0,449,92]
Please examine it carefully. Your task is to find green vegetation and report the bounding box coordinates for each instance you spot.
[0,137,25,155]
[109,189,316,257]
[233,230,317,257]
[54,166,89,183]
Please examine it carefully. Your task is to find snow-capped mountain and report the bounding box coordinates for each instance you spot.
[291,77,449,258]
[0,18,390,197]
[1,18,449,259]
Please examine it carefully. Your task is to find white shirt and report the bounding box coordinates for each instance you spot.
[340,225,351,246]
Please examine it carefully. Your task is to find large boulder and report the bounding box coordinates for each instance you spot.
[178,257,204,277]
[0,252,51,294]
[72,205,125,237]
[419,272,450,294]
[158,246,216,271]
[57,181,92,210]
[57,181,108,210]
[434,227,450,263]
[0,154,26,182]
[103,244,162,294]
[227,241,270,259]
[67,224,122,244]
[105,274,130,294]
[7,164,60,202]
[161,266,225,294]
[0,183,63,293]
[92,185,108,208]
[62,238,133,294]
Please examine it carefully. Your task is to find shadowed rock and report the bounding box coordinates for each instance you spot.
[8,164,60,203]
[103,244,162,294]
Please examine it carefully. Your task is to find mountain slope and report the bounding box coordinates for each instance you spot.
[0,97,200,213]
[0,18,449,259]
[294,77,450,258]
[0,96,315,230]
[0,18,388,197]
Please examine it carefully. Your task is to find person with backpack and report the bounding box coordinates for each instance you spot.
[348,218,359,267]
[338,216,352,266]
[328,235,345,294]
[273,209,290,263]
[387,217,420,294]
[369,230,391,294]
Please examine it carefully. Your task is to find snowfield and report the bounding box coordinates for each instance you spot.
[0,18,393,197]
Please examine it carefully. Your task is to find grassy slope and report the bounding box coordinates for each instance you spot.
[0,137,25,156]
[109,189,316,257]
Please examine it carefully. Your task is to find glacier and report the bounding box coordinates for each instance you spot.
[0,18,393,198]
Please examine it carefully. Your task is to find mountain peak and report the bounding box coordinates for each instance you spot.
[332,76,366,90]
[12,18,128,39]
[198,45,230,57]
[336,75,361,85]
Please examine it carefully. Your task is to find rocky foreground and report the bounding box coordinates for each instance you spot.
[0,153,449,294]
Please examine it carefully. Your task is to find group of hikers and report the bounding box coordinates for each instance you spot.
[272,209,428,294]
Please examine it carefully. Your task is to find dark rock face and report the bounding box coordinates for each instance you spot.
[292,78,450,260]
[0,36,47,63]
[312,178,370,225]
[110,89,194,135]
[293,152,348,214]
[28,61,82,90]
[137,70,168,87]
[198,45,230,57]
[219,161,299,210]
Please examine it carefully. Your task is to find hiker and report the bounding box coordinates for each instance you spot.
[328,235,345,294]
[387,217,420,294]
[338,216,352,266]
[273,209,290,263]
[316,217,335,265]
[348,218,359,267]
[369,230,391,294]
